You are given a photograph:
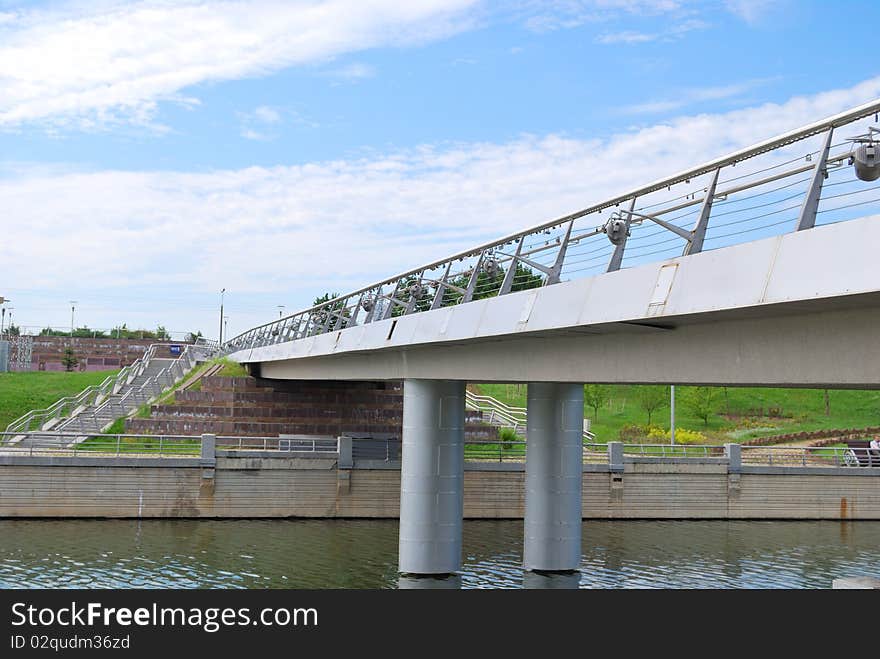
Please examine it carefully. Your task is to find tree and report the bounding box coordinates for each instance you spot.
[185,330,204,343]
[61,347,79,372]
[683,387,717,427]
[309,292,350,331]
[5,324,20,336]
[390,276,433,317]
[72,325,107,338]
[156,325,169,340]
[584,384,609,421]
[637,385,669,425]
[444,262,544,306]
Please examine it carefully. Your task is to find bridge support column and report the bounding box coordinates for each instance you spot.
[524,382,584,572]
[398,379,465,575]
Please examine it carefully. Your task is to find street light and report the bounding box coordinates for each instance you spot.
[69,301,77,337]
[0,297,10,334]
[278,305,285,318]
[219,289,226,345]
[224,315,229,341]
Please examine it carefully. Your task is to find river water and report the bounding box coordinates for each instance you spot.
[1,519,878,589]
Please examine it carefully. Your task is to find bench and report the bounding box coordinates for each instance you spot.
[842,440,880,467]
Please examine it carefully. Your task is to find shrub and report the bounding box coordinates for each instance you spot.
[618,423,646,441]
[498,426,520,449]
[671,428,707,445]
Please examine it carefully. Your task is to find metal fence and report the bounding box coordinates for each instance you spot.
[223,100,880,356]
[219,435,338,453]
[0,432,202,457]
[3,432,879,469]
[739,444,880,467]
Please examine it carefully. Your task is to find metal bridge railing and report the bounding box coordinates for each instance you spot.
[222,100,880,357]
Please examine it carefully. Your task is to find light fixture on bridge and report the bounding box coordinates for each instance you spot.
[482,258,501,278]
[849,127,880,181]
[603,215,630,245]
[361,297,374,312]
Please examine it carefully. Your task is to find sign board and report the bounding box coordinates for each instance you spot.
[169,344,182,355]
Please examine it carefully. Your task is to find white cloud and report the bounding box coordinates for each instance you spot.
[596,17,707,44]
[596,29,656,43]
[238,104,318,140]
[724,0,782,24]
[622,77,778,114]
[521,0,687,32]
[0,0,478,130]
[322,62,377,81]
[253,106,282,124]
[522,0,774,34]
[4,76,880,335]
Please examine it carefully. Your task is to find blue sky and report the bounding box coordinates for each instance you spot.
[2,0,880,340]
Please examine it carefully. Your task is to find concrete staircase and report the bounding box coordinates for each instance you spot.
[55,359,175,437]
[7,343,212,447]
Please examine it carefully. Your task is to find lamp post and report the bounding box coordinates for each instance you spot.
[224,316,229,342]
[0,297,10,334]
[69,301,77,338]
[219,289,226,345]
[278,305,285,318]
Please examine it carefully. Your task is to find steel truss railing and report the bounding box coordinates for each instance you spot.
[223,100,880,355]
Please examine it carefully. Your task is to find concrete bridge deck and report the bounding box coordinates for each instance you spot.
[232,215,880,387]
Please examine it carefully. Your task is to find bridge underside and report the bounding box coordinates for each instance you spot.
[232,215,880,388]
[250,301,880,388]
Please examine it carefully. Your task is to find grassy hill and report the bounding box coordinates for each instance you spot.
[0,370,119,430]
[474,383,880,444]
[3,370,879,446]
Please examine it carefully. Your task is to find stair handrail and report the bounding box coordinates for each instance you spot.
[465,390,596,441]
[5,342,204,435]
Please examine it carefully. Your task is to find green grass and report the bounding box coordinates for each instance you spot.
[75,435,199,455]
[0,370,119,430]
[473,384,880,445]
[103,418,126,435]
[811,443,848,459]
[211,357,248,378]
[140,357,246,407]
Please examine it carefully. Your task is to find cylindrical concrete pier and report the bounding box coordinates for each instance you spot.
[398,379,466,575]
[524,382,584,572]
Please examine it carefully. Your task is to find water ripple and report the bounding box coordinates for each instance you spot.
[0,519,878,588]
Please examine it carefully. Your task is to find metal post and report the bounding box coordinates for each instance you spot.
[524,382,583,572]
[684,168,719,255]
[607,198,636,272]
[219,288,225,345]
[670,385,676,445]
[796,128,834,231]
[399,379,465,575]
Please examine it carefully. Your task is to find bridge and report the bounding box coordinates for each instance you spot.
[223,100,880,576]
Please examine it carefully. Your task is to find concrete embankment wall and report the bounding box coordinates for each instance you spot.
[1,457,878,519]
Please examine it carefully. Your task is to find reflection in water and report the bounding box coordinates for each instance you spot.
[0,519,879,588]
[398,575,462,589]
[522,571,581,589]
